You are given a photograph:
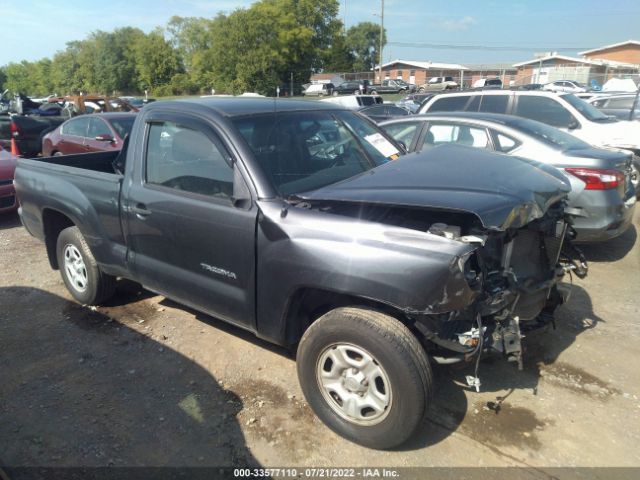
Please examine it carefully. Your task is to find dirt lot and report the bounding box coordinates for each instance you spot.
[1,209,639,474]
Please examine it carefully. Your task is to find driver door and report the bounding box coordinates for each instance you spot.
[124,114,257,329]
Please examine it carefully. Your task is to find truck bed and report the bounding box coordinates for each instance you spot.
[31,150,121,174]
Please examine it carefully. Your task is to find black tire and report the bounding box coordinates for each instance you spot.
[418,87,425,93]
[370,90,378,95]
[297,307,432,449]
[56,226,116,305]
[332,91,339,97]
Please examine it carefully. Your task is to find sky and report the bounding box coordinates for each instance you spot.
[1,0,639,67]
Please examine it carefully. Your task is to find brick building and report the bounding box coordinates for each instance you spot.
[580,40,640,65]
[375,60,468,86]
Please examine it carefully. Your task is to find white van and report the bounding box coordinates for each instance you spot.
[303,83,334,97]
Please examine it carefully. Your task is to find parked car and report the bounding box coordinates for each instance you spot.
[15,97,585,449]
[516,83,545,91]
[379,112,636,242]
[588,93,640,121]
[395,93,436,113]
[119,96,155,109]
[358,104,412,122]
[472,78,502,89]
[417,90,640,195]
[418,76,458,92]
[42,113,136,157]
[320,95,383,109]
[543,80,588,93]
[0,146,18,213]
[332,80,369,95]
[303,83,335,97]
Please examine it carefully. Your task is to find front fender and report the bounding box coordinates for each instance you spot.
[255,200,477,344]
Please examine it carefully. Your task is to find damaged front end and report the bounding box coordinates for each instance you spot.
[409,203,588,390]
[294,145,589,389]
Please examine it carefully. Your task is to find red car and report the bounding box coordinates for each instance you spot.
[0,146,18,214]
[42,113,136,157]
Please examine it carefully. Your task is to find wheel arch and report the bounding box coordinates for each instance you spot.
[283,287,419,347]
[42,208,75,269]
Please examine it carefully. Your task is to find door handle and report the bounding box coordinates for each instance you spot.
[131,204,151,218]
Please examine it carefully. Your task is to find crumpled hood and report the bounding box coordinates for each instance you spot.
[300,144,570,230]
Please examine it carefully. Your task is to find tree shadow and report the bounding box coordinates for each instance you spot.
[397,284,603,451]
[0,287,260,472]
[578,224,637,262]
[0,211,21,231]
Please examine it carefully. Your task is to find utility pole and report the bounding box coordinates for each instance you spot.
[379,0,384,83]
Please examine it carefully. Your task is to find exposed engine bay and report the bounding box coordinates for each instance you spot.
[300,199,589,390]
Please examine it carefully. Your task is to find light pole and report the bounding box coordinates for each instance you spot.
[373,1,384,82]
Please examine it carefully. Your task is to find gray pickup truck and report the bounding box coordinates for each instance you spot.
[15,97,585,449]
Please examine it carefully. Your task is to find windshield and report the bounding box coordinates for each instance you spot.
[511,117,592,150]
[561,94,616,122]
[232,111,401,196]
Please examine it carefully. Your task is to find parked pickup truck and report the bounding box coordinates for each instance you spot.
[0,114,68,157]
[419,76,459,92]
[368,79,411,95]
[15,97,586,449]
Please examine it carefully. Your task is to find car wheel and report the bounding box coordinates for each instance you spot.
[53,151,63,156]
[418,87,425,93]
[370,90,377,95]
[297,307,433,449]
[332,91,339,96]
[56,226,116,305]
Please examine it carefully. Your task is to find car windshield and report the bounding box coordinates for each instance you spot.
[232,110,401,197]
[511,117,593,150]
[561,94,616,122]
[108,117,135,139]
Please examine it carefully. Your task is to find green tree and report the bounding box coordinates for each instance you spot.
[346,22,387,72]
[135,28,183,93]
[209,0,341,94]
[323,32,355,72]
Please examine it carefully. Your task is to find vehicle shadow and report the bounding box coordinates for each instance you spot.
[0,211,21,230]
[398,284,602,451]
[579,223,637,262]
[0,286,260,471]
[158,297,294,360]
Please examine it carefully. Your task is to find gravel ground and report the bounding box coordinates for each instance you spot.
[1,208,639,474]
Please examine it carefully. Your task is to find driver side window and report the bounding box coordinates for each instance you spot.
[145,121,233,199]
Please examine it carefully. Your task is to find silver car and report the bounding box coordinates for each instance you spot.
[380,112,636,242]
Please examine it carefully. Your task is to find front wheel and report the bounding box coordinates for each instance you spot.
[418,87,425,93]
[296,307,433,449]
[56,226,116,305]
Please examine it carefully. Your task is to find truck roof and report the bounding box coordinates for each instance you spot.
[150,97,344,117]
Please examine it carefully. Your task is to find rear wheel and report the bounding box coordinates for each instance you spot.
[297,307,433,449]
[56,226,116,305]
[53,151,63,156]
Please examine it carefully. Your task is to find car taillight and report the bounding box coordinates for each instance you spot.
[565,167,624,190]
[10,121,21,138]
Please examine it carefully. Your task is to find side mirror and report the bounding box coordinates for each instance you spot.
[231,165,252,209]
[95,134,114,142]
[567,119,580,130]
